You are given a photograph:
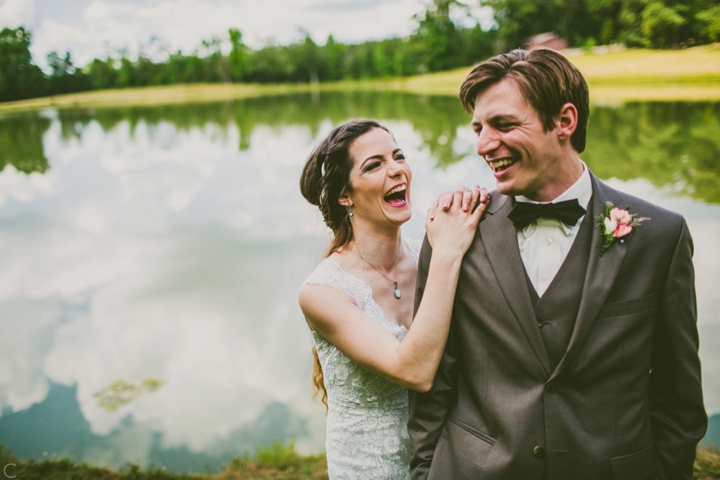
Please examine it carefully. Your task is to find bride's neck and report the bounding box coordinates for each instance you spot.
[348,225,404,272]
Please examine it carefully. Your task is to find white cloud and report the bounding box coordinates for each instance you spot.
[32,18,92,65]
[0,0,36,27]
[11,0,464,70]
[0,165,56,206]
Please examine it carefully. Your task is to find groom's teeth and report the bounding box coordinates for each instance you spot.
[488,158,515,169]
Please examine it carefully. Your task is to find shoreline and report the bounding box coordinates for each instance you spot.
[1,443,718,479]
[1,46,719,114]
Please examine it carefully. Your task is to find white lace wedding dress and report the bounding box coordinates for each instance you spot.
[303,240,421,480]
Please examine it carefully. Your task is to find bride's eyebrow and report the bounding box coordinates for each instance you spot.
[361,154,384,169]
[360,148,402,168]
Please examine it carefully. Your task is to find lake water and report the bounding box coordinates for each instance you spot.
[1,93,719,472]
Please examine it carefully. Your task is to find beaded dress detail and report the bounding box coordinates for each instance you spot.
[303,240,421,480]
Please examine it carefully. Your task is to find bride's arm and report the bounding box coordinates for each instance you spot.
[298,187,487,392]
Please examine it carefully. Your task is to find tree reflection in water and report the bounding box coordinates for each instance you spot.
[2,96,718,204]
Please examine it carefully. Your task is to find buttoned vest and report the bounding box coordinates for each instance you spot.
[524,209,594,370]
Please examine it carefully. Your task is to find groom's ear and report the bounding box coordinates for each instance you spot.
[555,102,578,142]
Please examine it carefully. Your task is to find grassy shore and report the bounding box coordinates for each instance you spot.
[1,45,719,114]
[1,443,719,479]
[0,442,328,480]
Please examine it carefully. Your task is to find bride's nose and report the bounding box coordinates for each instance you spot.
[388,160,404,178]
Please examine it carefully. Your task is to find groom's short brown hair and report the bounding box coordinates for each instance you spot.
[460,48,590,153]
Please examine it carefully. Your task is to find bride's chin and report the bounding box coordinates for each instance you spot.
[392,211,412,225]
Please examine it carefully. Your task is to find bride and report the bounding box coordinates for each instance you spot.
[298,119,487,479]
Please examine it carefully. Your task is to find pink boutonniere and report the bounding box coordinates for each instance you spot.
[596,202,650,256]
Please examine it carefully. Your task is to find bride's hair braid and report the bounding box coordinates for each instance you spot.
[300,119,390,256]
[300,119,391,410]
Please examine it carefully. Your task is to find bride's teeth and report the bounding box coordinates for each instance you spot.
[385,185,407,196]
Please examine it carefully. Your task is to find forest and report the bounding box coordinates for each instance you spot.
[1,0,719,103]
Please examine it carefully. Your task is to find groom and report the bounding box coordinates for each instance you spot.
[409,48,707,480]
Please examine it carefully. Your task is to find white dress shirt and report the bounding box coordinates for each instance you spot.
[516,164,593,297]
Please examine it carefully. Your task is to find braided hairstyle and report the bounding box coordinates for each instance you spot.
[299,119,391,409]
[300,119,390,256]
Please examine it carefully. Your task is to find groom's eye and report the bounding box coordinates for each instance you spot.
[495,119,519,131]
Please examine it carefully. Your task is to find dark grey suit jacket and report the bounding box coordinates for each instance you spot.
[409,174,707,480]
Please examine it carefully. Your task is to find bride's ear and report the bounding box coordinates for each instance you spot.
[338,191,353,208]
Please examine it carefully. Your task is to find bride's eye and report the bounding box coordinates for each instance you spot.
[363,162,381,172]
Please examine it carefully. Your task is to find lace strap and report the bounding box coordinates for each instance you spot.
[303,257,371,309]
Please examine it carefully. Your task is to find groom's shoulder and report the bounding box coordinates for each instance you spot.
[485,189,510,215]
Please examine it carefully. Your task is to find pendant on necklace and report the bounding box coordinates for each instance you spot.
[393,281,402,300]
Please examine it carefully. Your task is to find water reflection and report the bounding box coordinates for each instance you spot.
[0,93,718,472]
[585,102,720,204]
[3,96,719,204]
[0,111,50,174]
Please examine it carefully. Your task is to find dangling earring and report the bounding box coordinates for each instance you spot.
[348,209,354,218]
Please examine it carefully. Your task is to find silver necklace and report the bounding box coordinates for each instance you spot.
[352,246,404,300]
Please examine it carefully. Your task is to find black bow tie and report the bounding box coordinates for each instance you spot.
[507,199,586,229]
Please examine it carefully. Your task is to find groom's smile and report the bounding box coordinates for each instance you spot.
[471,78,579,203]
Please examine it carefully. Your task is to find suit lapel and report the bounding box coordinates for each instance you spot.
[549,175,628,381]
[481,194,552,376]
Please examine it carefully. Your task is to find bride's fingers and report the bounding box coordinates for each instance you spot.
[441,185,467,210]
[428,201,439,221]
[463,187,477,212]
[439,191,453,210]
[472,188,490,218]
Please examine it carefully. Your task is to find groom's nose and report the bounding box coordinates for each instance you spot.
[476,128,501,157]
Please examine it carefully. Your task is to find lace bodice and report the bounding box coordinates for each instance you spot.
[303,240,421,480]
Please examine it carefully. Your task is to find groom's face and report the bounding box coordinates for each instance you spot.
[472,78,564,202]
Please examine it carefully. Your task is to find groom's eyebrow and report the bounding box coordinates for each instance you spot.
[473,114,520,130]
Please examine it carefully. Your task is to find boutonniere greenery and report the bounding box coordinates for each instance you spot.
[596,202,650,256]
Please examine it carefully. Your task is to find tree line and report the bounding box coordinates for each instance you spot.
[1,0,719,103]
[485,0,719,51]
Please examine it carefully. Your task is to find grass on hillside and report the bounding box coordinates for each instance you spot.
[695,446,720,480]
[1,45,720,114]
[0,441,328,480]
[1,443,718,479]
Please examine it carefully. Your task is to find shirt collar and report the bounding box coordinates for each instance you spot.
[515,162,593,237]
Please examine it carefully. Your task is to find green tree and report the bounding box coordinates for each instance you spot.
[47,51,74,76]
[228,28,247,82]
[200,36,230,82]
[642,1,687,48]
[696,4,720,41]
[322,35,345,80]
[297,33,320,83]
[479,0,604,49]
[87,57,118,90]
[0,27,46,102]
[46,50,90,94]
[413,0,468,71]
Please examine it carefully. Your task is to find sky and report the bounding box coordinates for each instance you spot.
[0,0,493,71]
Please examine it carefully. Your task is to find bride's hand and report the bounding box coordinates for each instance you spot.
[430,184,485,220]
[425,185,489,255]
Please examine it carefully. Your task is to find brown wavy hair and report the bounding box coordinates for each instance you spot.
[459,48,590,153]
[299,119,390,410]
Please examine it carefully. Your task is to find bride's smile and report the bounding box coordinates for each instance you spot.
[339,127,413,228]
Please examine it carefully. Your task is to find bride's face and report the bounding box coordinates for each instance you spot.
[341,127,412,228]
